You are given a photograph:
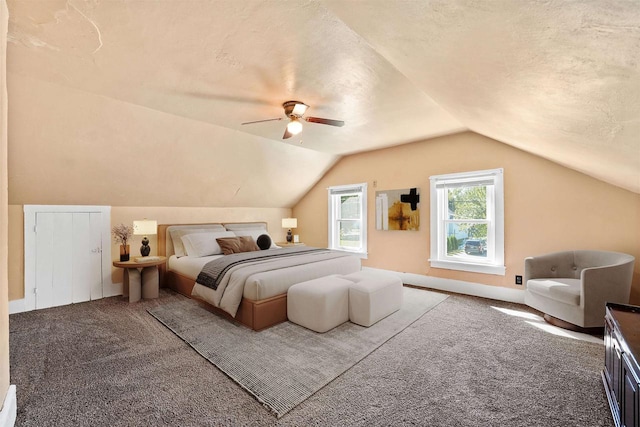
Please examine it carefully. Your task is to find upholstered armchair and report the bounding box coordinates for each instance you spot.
[524,250,635,329]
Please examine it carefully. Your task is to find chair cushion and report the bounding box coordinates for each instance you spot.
[526,278,581,306]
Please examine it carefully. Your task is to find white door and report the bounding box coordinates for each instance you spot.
[71,212,103,303]
[34,212,103,309]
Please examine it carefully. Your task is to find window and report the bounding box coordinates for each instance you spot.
[328,183,367,257]
[429,168,505,275]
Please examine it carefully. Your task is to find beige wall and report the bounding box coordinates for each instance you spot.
[293,131,640,304]
[7,73,338,209]
[7,205,21,301]
[1,0,10,407]
[8,205,290,300]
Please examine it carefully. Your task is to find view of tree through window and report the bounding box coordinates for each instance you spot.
[328,183,367,255]
[445,184,489,259]
[338,194,361,248]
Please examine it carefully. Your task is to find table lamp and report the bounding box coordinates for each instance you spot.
[281,218,297,243]
[133,219,157,256]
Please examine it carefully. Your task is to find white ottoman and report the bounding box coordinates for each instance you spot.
[342,271,403,327]
[287,275,352,333]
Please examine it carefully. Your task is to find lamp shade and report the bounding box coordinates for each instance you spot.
[281,218,298,229]
[286,119,303,135]
[133,219,157,235]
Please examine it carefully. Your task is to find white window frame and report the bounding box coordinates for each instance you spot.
[327,183,368,258]
[429,168,505,275]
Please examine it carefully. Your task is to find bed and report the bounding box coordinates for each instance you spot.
[158,222,361,331]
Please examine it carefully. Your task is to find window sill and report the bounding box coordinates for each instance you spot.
[330,248,368,259]
[429,259,505,276]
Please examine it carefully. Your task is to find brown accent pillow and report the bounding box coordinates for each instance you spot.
[216,236,260,255]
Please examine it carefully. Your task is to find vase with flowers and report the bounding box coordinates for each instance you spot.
[112,224,133,261]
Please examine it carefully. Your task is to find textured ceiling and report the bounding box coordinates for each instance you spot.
[325,0,640,193]
[6,0,640,206]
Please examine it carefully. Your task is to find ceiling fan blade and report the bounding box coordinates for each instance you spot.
[241,118,283,125]
[283,128,293,139]
[305,117,345,127]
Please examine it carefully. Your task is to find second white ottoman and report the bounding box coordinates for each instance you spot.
[342,272,403,327]
[287,275,352,333]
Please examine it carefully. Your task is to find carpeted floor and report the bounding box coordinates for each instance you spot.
[9,288,612,427]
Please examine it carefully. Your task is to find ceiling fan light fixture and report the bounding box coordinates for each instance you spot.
[243,100,343,140]
[287,119,303,135]
[291,103,308,116]
[283,100,309,117]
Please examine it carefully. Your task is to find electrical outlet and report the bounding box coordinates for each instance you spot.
[515,275,523,285]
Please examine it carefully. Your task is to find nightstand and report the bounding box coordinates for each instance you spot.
[276,242,305,247]
[113,256,167,302]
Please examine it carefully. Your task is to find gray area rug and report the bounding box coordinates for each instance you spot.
[148,287,448,418]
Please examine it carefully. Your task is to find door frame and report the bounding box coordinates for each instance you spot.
[23,205,113,311]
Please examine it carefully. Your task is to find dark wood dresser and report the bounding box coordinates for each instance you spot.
[603,302,640,427]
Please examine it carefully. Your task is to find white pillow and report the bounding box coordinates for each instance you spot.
[231,229,279,249]
[181,231,236,257]
[169,228,209,257]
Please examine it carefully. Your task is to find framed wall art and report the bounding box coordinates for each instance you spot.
[375,187,420,231]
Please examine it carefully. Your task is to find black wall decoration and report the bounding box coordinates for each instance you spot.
[400,188,420,211]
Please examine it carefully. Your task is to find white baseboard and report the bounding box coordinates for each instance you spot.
[0,385,16,427]
[103,282,123,298]
[8,299,24,315]
[9,287,124,314]
[362,267,525,304]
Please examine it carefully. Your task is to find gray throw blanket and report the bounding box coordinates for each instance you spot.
[197,247,328,290]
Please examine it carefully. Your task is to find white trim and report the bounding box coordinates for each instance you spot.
[8,299,24,315]
[23,205,113,312]
[326,183,367,193]
[431,168,502,184]
[428,259,506,276]
[362,267,524,304]
[0,385,16,427]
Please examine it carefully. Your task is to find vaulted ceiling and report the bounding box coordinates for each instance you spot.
[6,0,640,207]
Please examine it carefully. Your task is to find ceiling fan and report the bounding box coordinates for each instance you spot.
[241,100,344,139]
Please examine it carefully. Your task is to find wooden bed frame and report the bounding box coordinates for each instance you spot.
[157,223,288,331]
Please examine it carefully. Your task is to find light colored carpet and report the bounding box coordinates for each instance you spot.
[9,289,612,426]
[148,286,448,418]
